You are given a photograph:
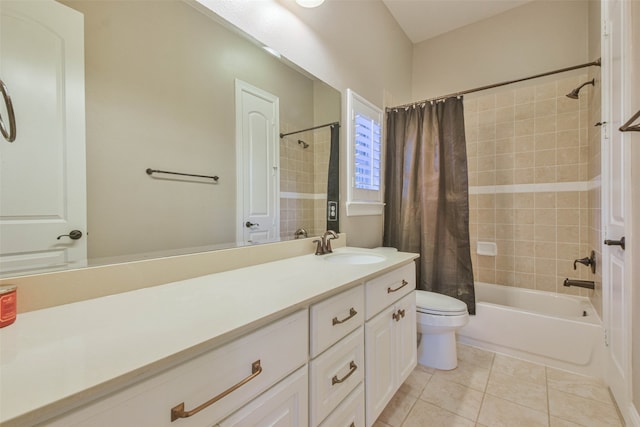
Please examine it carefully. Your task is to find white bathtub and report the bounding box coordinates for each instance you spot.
[457,282,604,378]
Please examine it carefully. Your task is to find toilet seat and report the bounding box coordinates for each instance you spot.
[416,290,468,316]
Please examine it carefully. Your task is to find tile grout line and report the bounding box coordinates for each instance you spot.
[545,365,551,427]
[474,351,496,426]
[399,372,432,427]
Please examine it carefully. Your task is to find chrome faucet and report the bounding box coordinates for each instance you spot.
[313,230,339,255]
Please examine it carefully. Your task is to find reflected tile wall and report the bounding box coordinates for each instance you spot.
[279,125,330,241]
[466,74,597,297]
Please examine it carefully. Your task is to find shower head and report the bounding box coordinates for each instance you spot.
[566,79,595,99]
[297,139,309,149]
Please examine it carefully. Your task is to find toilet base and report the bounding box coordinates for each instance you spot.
[417,331,458,370]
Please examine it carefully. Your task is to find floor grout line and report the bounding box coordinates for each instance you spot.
[380,344,623,427]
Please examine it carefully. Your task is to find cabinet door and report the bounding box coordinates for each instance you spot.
[394,293,417,386]
[364,305,395,427]
[217,366,308,427]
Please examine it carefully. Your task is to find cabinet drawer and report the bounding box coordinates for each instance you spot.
[217,366,308,427]
[310,285,364,358]
[310,327,364,427]
[365,263,416,320]
[319,382,365,427]
[45,310,308,427]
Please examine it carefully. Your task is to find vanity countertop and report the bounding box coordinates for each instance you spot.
[0,247,418,427]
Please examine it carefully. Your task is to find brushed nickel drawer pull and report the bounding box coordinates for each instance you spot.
[392,309,406,321]
[332,307,358,325]
[387,279,408,293]
[0,79,17,143]
[332,361,358,385]
[170,360,262,422]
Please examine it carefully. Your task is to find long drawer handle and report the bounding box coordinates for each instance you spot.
[332,361,358,385]
[170,360,262,422]
[332,307,358,325]
[0,79,17,143]
[387,279,408,293]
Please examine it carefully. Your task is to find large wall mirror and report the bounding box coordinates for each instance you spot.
[0,0,341,278]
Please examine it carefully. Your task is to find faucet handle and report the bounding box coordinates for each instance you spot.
[313,239,325,256]
[573,250,596,274]
[323,230,338,253]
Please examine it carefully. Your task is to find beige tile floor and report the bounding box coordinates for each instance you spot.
[374,344,624,427]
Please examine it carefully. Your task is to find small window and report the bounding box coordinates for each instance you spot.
[346,89,384,216]
[354,112,381,191]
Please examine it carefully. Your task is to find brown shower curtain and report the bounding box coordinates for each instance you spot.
[383,97,475,314]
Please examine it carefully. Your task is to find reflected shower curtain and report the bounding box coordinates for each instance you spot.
[383,97,475,314]
[327,123,340,232]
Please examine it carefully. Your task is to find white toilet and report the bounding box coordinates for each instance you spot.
[416,290,469,370]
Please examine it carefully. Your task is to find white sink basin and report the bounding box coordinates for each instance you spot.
[325,253,386,265]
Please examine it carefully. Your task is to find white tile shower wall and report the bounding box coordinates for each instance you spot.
[466,75,595,296]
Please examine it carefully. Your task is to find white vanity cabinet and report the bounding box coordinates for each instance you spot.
[7,250,422,427]
[364,263,417,427]
[42,310,308,427]
[309,285,365,426]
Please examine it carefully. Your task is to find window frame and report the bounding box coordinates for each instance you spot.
[345,89,385,216]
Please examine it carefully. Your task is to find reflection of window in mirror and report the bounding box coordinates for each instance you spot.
[346,89,384,216]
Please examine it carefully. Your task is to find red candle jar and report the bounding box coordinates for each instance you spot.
[0,285,17,328]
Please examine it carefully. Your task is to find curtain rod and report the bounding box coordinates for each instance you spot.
[279,121,340,138]
[388,58,601,110]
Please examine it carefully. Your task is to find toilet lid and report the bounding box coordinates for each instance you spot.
[416,291,468,315]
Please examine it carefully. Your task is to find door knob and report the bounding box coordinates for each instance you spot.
[245,221,259,228]
[604,236,625,250]
[57,230,83,240]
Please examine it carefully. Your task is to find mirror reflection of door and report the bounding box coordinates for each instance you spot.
[235,79,280,245]
[0,0,87,276]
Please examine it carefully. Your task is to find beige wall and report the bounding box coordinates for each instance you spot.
[412,0,590,101]
[195,0,414,248]
[62,0,323,260]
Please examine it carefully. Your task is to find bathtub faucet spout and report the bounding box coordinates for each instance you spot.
[563,278,595,290]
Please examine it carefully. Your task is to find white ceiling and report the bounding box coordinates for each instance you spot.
[382,0,534,44]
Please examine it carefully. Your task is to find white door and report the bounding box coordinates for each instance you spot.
[365,305,395,427]
[602,0,631,420]
[235,80,279,245]
[0,0,87,276]
[629,1,640,422]
[395,293,417,387]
